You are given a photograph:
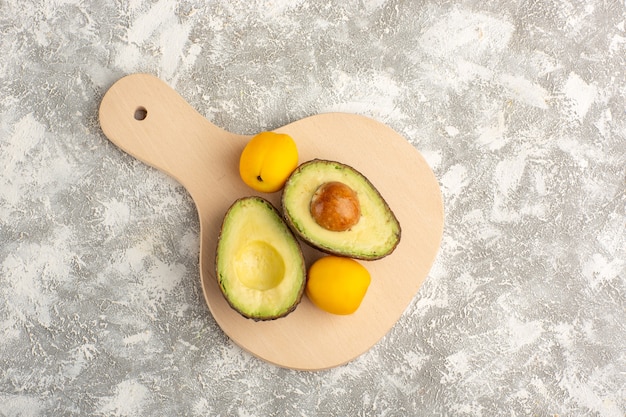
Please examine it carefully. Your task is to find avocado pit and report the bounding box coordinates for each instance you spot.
[310,181,361,232]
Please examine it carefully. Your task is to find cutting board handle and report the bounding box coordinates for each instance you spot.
[98,73,244,199]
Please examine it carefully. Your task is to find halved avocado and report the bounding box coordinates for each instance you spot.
[215,196,306,320]
[281,159,401,260]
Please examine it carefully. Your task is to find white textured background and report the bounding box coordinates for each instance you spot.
[1,0,625,416]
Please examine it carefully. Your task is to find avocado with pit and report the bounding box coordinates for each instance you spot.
[215,196,306,320]
[281,159,401,260]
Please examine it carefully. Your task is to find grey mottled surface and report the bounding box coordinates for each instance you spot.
[1,0,625,416]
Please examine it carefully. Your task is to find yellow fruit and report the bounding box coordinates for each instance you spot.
[239,131,298,193]
[306,256,371,315]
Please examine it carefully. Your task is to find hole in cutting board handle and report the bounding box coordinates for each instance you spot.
[134,106,147,121]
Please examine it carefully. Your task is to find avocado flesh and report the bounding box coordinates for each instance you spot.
[282,160,401,260]
[216,196,306,320]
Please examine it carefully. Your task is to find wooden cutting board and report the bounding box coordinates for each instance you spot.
[99,73,444,371]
